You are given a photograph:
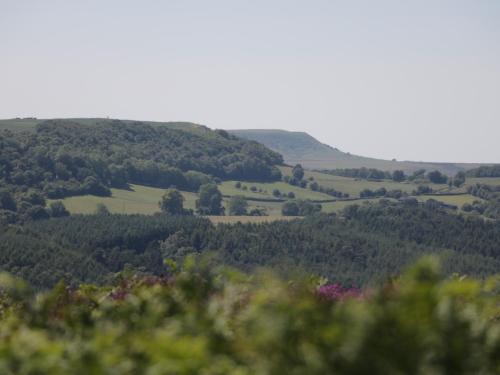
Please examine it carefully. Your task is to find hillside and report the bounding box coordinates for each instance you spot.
[0,119,283,224]
[229,129,485,174]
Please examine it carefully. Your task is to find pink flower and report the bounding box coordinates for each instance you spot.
[316,283,363,301]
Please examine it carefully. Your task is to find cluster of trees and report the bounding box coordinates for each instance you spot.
[321,168,409,182]
[233,181,265,193]
[0,120,283,214]
[0,188,70,225]
[158,189,193,216]
[464,183,500,219]
[4,198,500,290]
[320,167,464,186]
[1,258,500,373]
[281,199,322,216]
[309,181,349,198]
[227,195,267,216]
[359,188,406,199]
[283,164,308,188]
[467,165,500,177]
[412,185,433,195]
[283,165,349,198]
[462,200,500,219]
[468,183,500,201]
[321,167,395,180]
[159,185,268,217]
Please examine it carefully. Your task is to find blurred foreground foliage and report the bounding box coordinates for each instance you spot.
[1,257,500,374]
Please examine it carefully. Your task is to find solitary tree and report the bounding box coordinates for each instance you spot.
[453,171,466,187]
[292,164,305,180]
[196,183,224,215]
[392,170,406,182]
[228,195,248,215]
[159,189,185,215]
[282,201,300,216]
[95,203,110,215]
[49,201,70,217]
[427,170,448,184]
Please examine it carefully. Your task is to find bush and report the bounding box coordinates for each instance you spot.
[0,258,499,373]
[282,200,321,216]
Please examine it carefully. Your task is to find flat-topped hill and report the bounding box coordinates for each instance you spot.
[229,129,486,175]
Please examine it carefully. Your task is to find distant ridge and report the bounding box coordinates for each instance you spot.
[229,129,487,175]
[0,119,490,175]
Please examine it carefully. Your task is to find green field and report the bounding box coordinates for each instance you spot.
[279,166,450,197]
[0,118,41,132]
[50,170,492,218]
[50,184,198,215]
[321,198,390,213]
[207,215,299,224]
[220,180,333,201]
[51,183,290,217]
[416,194,481,207]
[466,177,500,187]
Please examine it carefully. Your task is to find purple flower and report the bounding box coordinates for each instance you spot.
[316,283,363,301]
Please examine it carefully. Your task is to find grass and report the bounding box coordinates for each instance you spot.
[52,183,296,222]
[219,180,333,201]
[0,118,41,132]
[50,184,197,215]
[416,194,481,208]
[321,198,390,213]
[279,167,450,197]
[466,177,500,187]
[207,216,299,224]
[49,171,490,219]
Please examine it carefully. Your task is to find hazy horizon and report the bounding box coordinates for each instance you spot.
[2,0,499,163]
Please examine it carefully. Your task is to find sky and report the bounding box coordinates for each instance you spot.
[1,0,499,163]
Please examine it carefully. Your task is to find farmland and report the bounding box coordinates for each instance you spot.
[51,173,500,219]
[49,184,198,215]
[415,194,480,207]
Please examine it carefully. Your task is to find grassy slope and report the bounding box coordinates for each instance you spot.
[280,166,449,196]
[50,184,198,215]
[52,172,494,218]
[415,194,480,207]
[49,179,499,222]
[219,180,333,201]
[466,177,500,187]
[51,184,289,220]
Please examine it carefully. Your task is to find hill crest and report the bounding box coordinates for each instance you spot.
[228,129,486,175]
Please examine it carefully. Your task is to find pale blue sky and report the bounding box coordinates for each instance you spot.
[1,0,499,162]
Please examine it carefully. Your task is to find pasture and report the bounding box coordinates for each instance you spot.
[416,194,481,207]
[466,177,500,187]
[219,180,333,201]
[49,184,198,215]
[321,198,389,213]
[279,166,450,197]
